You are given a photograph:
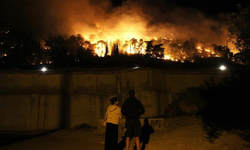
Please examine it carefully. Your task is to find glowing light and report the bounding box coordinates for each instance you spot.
[41,67,47,72]
[205,49,210,52]
[164,55,171,60]
[219,65,226,71]
[132,64,140,69]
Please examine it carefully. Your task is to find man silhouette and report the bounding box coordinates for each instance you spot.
[121,90,145,150]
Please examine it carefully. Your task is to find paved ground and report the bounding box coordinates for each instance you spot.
[0,129,104,150]
[0,136,103,150]
[1,116,250,150]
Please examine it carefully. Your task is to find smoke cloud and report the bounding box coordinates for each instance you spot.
[0,0,230,46]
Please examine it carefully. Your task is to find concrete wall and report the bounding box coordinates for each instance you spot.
[0,68,228,130]
[0,94,104,130]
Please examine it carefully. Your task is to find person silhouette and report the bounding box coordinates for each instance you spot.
[133,118,155,150]
[104,97,122,150]
[121,90,145,150]
[140,118,155,150]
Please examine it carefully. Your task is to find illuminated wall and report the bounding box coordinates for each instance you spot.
[0,68,227,130]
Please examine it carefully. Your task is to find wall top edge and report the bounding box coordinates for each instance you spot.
[0,67,229,75]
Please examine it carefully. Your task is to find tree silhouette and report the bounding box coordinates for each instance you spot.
[183,38,197,60]
[227,4,250,64]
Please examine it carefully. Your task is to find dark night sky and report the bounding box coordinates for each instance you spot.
[1,0,249,25]
[111,0,250,15]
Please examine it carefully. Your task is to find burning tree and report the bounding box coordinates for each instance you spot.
[228,4,250,64]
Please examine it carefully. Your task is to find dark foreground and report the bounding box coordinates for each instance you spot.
[1,116,250,150]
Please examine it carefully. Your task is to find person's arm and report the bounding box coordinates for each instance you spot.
[121,101,127,116]
[118,107,122,119]
[139,101,145,115]
[104,106,108,121]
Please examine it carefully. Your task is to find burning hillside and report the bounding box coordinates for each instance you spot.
[41,0,233,62]
[0,0,237,67]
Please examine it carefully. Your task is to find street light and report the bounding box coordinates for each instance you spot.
[41,67,47,72]
[219,65,226,71]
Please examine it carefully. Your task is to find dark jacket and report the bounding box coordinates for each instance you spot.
[121,97,145,119]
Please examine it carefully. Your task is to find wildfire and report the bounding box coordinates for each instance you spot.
[95,41,106,57]
[88,32,149,57]
[42,23,225,63]
[77,29,224,61]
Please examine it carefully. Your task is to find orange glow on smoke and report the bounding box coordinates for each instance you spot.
[71,13,224,61]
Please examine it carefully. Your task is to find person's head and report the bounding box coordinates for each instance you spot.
[110,97,118,105]
[128,90,135,97]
